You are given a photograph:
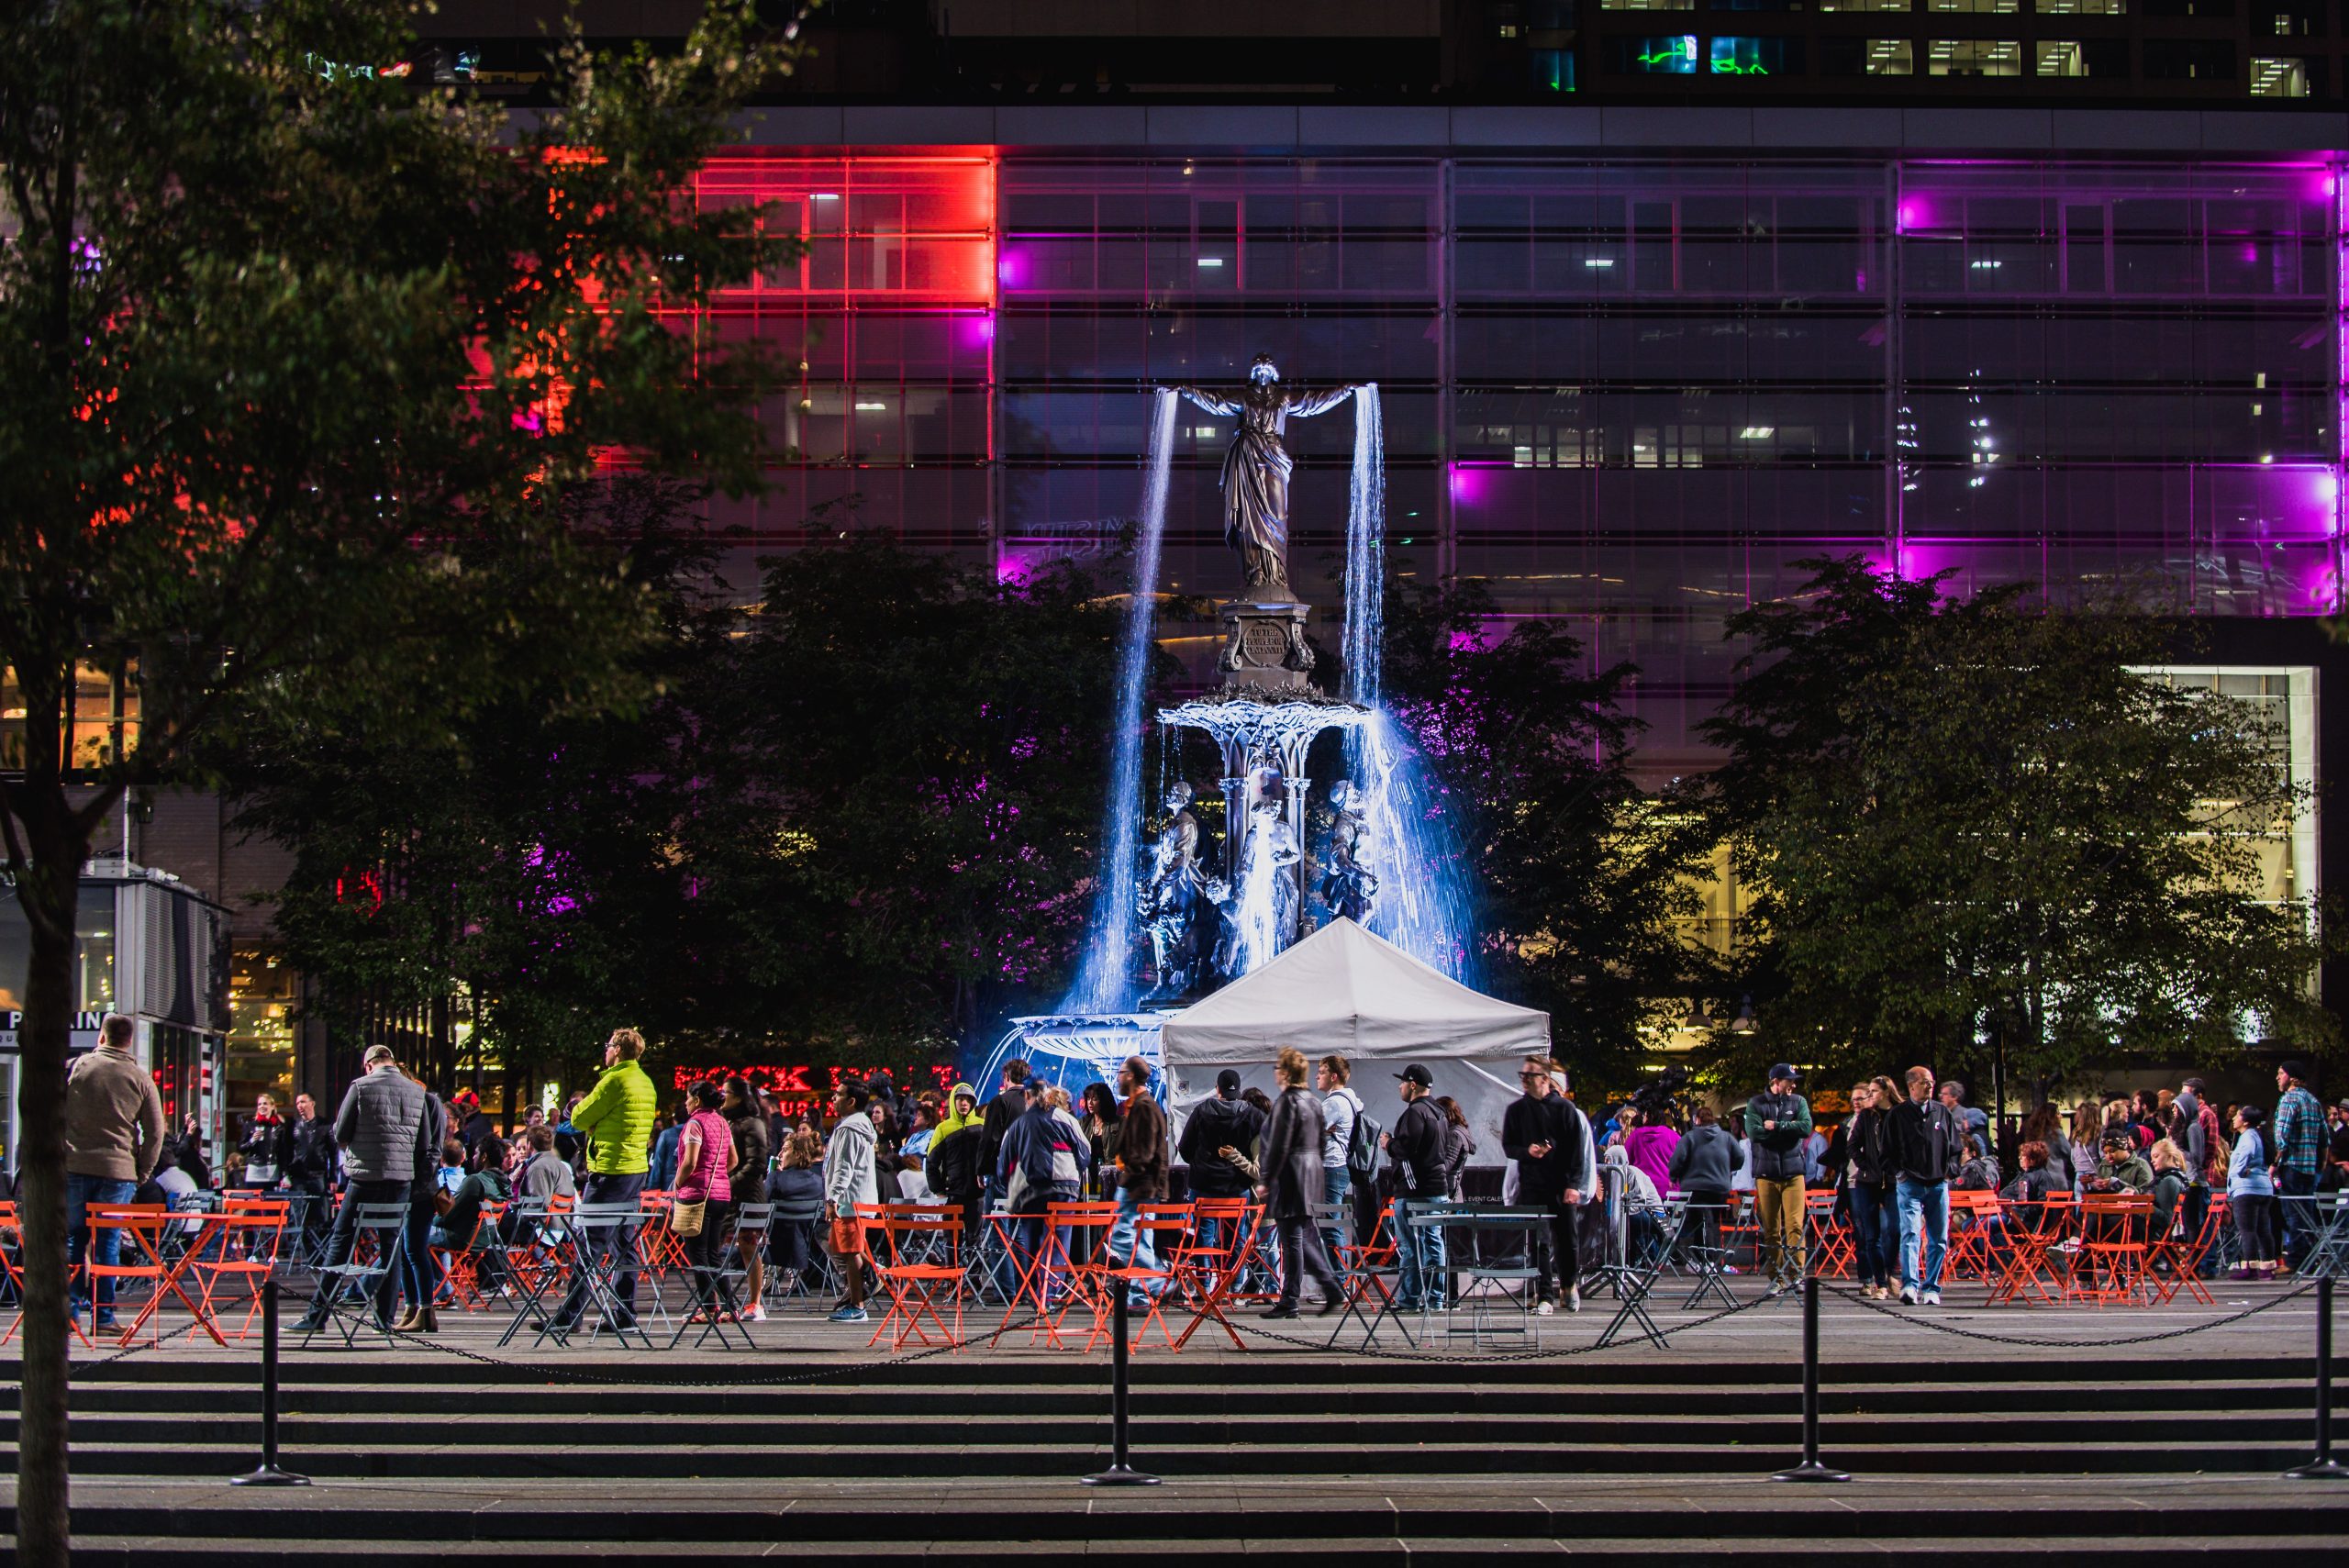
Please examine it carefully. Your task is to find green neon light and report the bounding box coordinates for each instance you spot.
[1712,60,1771,73]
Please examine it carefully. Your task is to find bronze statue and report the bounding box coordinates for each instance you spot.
[1174,356,1361,600]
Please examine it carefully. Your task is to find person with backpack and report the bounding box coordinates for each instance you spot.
[997,1080,1084,1303]
[1318,1053,1371,1261]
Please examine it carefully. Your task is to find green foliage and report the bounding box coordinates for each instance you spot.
[1379,577,1713,1086]
[678,532,1131,1051]
[0,4,793,1552]
[1692,556,2334,1095]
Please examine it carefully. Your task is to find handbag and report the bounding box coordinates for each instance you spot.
[671,1198,707,1238]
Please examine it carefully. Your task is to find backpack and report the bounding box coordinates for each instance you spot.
[1347,1098,1381,1180]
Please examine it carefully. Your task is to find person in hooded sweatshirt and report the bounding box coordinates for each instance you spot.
[1180,1068,1266,1257]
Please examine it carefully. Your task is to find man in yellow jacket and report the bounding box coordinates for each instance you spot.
[550,1028,658,1332]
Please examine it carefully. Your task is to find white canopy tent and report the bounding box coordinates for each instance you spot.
[1159,917,1552,1166]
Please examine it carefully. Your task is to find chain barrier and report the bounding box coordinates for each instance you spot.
[1820,1277,2323,1349]
[265,1284,1046,1388]
[1240,1286,1783,1363]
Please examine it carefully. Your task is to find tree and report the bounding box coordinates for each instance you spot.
[1378,577,1714,1087]
[1693,556,2334,1102]
[224,480,733,1107]
[676,531,1131,1052]
[0,5,785,1556]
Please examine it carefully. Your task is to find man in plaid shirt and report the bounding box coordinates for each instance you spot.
[2271,1061,2326,1271]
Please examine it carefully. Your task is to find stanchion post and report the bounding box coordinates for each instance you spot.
[1772,1275,1849,1484]
[232,1279,310,1487]
[1083,1282,1160,1487]
[2285,1273,2345,1480]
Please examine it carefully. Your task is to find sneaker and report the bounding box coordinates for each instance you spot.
[1765,1279,1786,1297]
[1722,1265,1741,1275]
[827,1304,869,1324]
[1535,1300,1556,1318]
[743,1304,768,1323]
[1899,1284,1920,1306]
[1922,1289,1942,1307]
[1566,1286,1582,1314]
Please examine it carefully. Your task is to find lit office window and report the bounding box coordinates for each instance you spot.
[1710,35,1800,72]
[2038,39,2087,73]
[1929,38,2023,72]
[1620,34,1701,70]
[2035,0,2124,11]
[1600,0,1688,8]
[1868,39,1917,71]
[1820,0,1912,9]
[2250,56,2310,94]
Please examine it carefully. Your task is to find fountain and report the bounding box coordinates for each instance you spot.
[978,357,1473,1095]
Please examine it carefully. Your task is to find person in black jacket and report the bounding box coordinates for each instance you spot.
[1381,1064,1451,1309]
[1502,1057,1592,1315]
[1179,1069,1265,1263]
[1843,1078,1900,1300]
[235,1095,291,1192]
[1257,1049,1343,1318]
[1889,1064,1965,1307]
[284,1092,338,1253]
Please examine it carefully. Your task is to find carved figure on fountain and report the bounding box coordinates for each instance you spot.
[1139,781,1216,1001]
[1319,778,1378,925]
[1174,356,1361,604]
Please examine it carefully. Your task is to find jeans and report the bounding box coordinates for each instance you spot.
[1320,1166,1351,1262]
[1107,1186,1159,1273]
[2277,1169,2319,1269]
[1896,1177,1950,1294]
[557,1171,646,1325]
[1011,1187,1077,1300]
[1754,1175,1808,1283]
[1848,1182,1898,1288]
[308,1178,412,1322]
[65,1174,139,1309]
[1528,1203,1579,1301]
[1393,1199,1447,1307]
[399,1189,440,1310]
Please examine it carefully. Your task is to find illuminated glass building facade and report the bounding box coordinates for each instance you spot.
[686,109,2346,799]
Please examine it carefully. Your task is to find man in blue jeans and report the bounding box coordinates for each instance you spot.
[1889,1064,1965,1307]
[1317,1055,1363,1262]
[65,1014,165,1330]
[2272,1061,2326,1272]
[1107,1057,1170,1289]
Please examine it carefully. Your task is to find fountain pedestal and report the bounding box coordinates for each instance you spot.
[1218,599,1317,696]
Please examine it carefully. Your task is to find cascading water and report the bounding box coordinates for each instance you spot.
[1062,387,1179,1013]
[1337,384,1475,982]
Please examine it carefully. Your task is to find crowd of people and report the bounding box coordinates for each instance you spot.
[56,1011,2349,1336]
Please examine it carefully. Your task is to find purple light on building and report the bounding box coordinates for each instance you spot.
[1449,464,1487,506]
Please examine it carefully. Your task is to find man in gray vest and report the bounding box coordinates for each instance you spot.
[296,1044,428,1331]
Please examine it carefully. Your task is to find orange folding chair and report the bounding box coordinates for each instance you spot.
[2076,1193,2154,1306]
[435,1202,505,1311]
[1085,1202,1190,1353]
[1944,1192,2003,1284]
[1990,1194,2072,1305]
[0,1201,88,1349]
[865,1204,967,1351]
[1804,1191,1854,1279]
[1169,1196,1257,1351]
[2152,1195,2223,1306]
[184,1203,289,1340]
[987,1203,1082,1349]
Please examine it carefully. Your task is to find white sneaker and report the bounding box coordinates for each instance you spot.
[1921,1289,1942,1307]
[1535,1300,1556,1318]
[1899,1284,1920,1306]
[1566,1286,1582,1314]
[743,1303,768,1323]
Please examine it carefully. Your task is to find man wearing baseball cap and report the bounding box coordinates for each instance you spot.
[1382,1064,1449,1310]
[1744,1062,1814,1295]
